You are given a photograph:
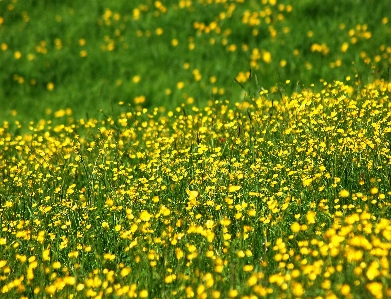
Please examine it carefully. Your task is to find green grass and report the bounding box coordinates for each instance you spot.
[1,1,391,298]
[1,78,391,298]
[1,0,390,121]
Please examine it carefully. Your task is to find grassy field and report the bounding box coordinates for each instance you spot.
[1,79,391,298]
[1,0,391,299]
[1,0,390,121]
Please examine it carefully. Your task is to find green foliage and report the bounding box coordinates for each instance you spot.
[0,0,390,121]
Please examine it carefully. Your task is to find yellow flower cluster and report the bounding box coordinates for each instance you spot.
[0,79,391,297]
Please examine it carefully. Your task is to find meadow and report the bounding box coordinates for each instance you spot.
[1,0,390,120]
[1,78,391,298]
[1,0,391,299]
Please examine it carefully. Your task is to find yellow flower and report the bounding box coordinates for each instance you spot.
[16,254,27,263]
[306,211,316,224]
[291,222,301,233]
[228,289,238,297]
[228,185,241,192]
[366,261,380,280]
[341,42,349,53]
[64,276,76,285]
[186,189,199,198]
[339,189,350,198]
[52,261,61,269]
[243,265,254,272]
[103,253,116,261]
[262,50,271,63]
[247,275,257,286]
[197,284,205,295]
[164,274,176,283]
[155,27,163,35]
[76,284,84,291]
[302,177,313,187]
[292,282,304,296]
[186,286,194,298]
[134,95,146,104]
[341,284,350,296]
[215,264,223,273]
[80,50,87,57]
[132,75,141,83]
[120,267,131,277]
[366,282,382,297]
[14,51,22,59]
[140,210,151,221]
[237,250,245,258]
[175,248,184,259]
[47,82,54,91]
[139,290,148,298]
[68,251,79,258]
[370,187,379,195]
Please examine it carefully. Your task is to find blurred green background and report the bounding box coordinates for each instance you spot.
[1,0,390,121]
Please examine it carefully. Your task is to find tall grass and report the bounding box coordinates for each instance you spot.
[1,77,391,298]
[1,1,391,298]
[0,0,390,121]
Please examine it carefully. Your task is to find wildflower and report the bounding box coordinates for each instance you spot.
[76,284,84,291]
[120,267,131,277]
[103,253,116,261]
[243,265,254,272]
[341,42,349,52]
[214,264,223,273]
[47,82,54,91]
[228,289,238,297]
[139,290,148,298]
[132,75,141,83]
[134,95,146,104]
[339,189,350,198]
[370,187,379,195]
[68,251,79,258]
[262,50,271,63]
[64,276,76,285]
[16,254,27,263]
[366,282,382,298]
[140,210,151,221]
[186,286,194,298]
[292,282,304,296]
[291,222,301,233]
[306,211,316,224]
[14,51,22,59]
[228,185,241,192]
[197,284,205,295]
[164,274,176,283]
[247,275,258,286]
[52,261,61,269]
[366,261,380,280]
[341,284,350,296]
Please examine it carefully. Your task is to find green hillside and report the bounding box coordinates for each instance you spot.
[0,0,390,121]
